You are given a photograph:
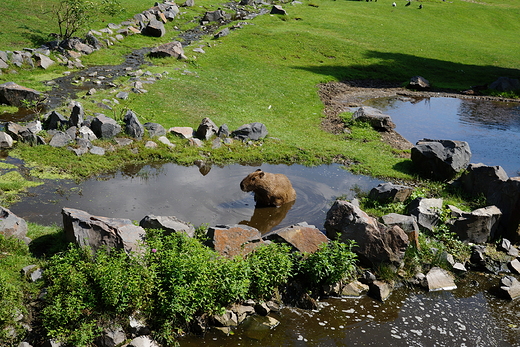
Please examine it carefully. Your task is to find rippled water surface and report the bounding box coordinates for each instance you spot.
[364,96,520,176]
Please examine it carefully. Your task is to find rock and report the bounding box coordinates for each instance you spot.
[116,91,129,100]
[498,275,520,300]
[95,325,126,347]
[78,126,97,141]
[489,77,520,92]
[213,309,238,327]
[129,316,151,336]
[144,122,166,137]
[254,302,270,316]
[49,131,72,148]
[114,138,133,146]
[231,303,255,323]
[408,197,443,232]
[368,280,392,301]
[188,138,203,147]
[205,224,265,258]
[5,122,25,141]
[144,141,157,148]
[124,110,144,140]
[169,126,193,139]
[70,101,84,127]
[262,222,329,254]
[270,5,287,15]
[352,106,396,131]
[139,215,195,237]
[324,200,409,267]
[62,208,146,254]
[194,117,218,140]
[149,41,185,59]
[21,264,43,282]
[381,213,420,249]
[368,182,413,203]
[341,280,369,297]
[0,206,28,241]
[127,336,160,347]
[0,131,14,148]
[448,205,502,243]
[90,114,121,139]
[90,146,105,155]
[508,259,520,275]
[408,75,430,90]
[241,315,280,341]
[218,124,230,137]
[458,163,520,242]
[158,136,175,147]
[231,122,268,141]
[214,28,230,39]
[498,238,519,257]
[0,82,44,107]
[425,267,457,291]
[143,18,165,37]
[411,139,471,181]
[44,111,69,130]
[202,9,226,22]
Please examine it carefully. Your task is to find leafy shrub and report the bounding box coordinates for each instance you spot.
[0,272,26,345]
[246,242,293,299]
[298,240,358,287]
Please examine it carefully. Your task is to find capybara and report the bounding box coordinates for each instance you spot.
[240,169,296,207]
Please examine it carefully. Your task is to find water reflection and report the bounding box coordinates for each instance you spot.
[364,96,520,176]
[10,163,381,232]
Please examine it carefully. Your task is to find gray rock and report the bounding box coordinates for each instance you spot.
[0,131,14,148]
[341,280,369,297]
[169,126,193,139]
[489,77,520,92]
[90,114,121,139]
[90,146,105,155]
[270,5,287,15]
[144,122,166,137]
[324,200,409,267]
[143,18,166,37]
[508,259,520,275]
[368,280,392,301]
[78,126,97,141]
[70,101,84,127]
[44,111,69,130]
[194,117,218,140]
[214,28,230,39]
[129,316,151,336]
[0,206,28,241]
[381,213,420,249]
[263,222,329,254]
[158,136,175,147]
[218,124,230,137]
[21,265,43,282]
[408,197,443,232]
[498,275,520,300]
[425,267,457,291]
[5,122,25,140]
[116,91,129,100]
[95,325,126,347]
[408,75,430,90]
[149,41,185,58]
[213,309,239,327]
[139,215,195,237]
[498,238,519,257]
[33,53,54,69]
[411,139,471,181]
[49,131,72,148]
[0,82,44,107]
[127,336,160,347]
[124,110,144,139]
[448,205,502,243]
[368,182,413,203]
[202,9,226,22]
[353,106,396,131]
[231,122,268,141]
[62,208,146,254]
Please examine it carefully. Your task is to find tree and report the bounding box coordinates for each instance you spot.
[55,0,96,40]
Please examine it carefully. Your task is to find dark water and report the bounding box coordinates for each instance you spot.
[364,96,520,176]
[9,163,381,232]
[178,273,520,347]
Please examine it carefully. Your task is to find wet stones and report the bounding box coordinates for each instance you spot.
[498,276,520,300]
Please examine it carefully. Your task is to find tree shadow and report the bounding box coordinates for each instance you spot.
[18,25,52,48]
[294,50,520,89]
[29,230,69,259]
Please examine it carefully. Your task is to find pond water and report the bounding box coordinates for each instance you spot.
[9,163,381,233]
[364,96,520,177]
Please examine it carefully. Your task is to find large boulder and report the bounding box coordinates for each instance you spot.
[143,122,166,137]
[324,200,409,267]
[448,205,502,243]
[411,139,471,181]
[62,208,146,254]
[90,114,121,139]
[489,77,520,92]
[124,110,144,140]
[149,41,185,59]
[232,122,268,141]
[408,197,443,232]
[352,106,396,131]
[0,82,44,107]
[205,224,265,258]
[44,111,69,130]
[0,206,28,241]
[262,222,329,254]
[368,182,413,203]
[381,213,420,249]
[0,131,14,148]
[143,18,166,37]
[458,163,520,242]
[139,215,195,237]
[70,101,84,127]
[194,117,218,140]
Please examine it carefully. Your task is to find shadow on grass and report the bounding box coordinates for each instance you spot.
[29,230,69,259]
[295,50,520,89]
[392,159,416,177]
[18,25,51,48]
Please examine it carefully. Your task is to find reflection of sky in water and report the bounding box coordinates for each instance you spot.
[365,97,520,176]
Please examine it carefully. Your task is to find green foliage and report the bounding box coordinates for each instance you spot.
[54,0,97,40]
[42,246,154,346]
[298,240,358,287]
[246,242,293,300]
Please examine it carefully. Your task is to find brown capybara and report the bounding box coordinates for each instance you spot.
[240,169,296,207]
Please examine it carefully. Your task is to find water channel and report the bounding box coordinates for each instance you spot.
[4,95,520,346]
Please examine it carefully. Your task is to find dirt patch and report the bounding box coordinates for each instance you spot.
[318,79,520,152]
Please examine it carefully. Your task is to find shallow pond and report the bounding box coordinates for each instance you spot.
[9,163,381,233]
[364,96,520,176]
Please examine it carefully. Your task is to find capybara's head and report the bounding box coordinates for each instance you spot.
[240,169,265,192]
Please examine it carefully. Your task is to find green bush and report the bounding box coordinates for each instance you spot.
[0,272,26,345]
[298,240,358,287]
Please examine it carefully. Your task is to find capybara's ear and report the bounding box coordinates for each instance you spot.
[255,169,262,172]
[258,171,265,178]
